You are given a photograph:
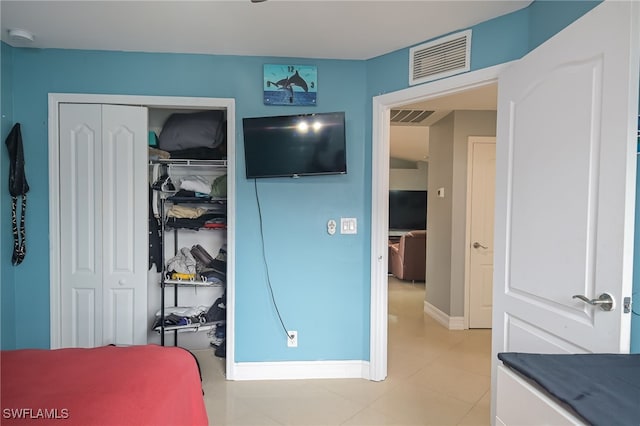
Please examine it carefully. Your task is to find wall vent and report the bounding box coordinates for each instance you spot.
[409,29,471,86]
[390,109,434,125]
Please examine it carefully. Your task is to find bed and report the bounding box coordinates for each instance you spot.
[496,352,640,426]
[1,344,209,425]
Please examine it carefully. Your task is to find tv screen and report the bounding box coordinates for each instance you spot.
[243,112,346,178]
[389,190,427,231]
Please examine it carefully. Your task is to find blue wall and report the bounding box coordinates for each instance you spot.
[528,1,601,50]
[2,0,635,356]
[3,48,369,360]
[1,42,16,349]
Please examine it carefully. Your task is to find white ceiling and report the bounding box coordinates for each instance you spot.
[1,1,511,164]
[1,1,531,60]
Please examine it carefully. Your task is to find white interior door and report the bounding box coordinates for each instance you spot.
[493,0,638,388]
[101,105,148,345]
[468,137,495,328]
[59,103,148,347]
[60,104,103,348]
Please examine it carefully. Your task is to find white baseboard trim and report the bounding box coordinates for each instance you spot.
[424,300,466,330]
[230,360,370,381]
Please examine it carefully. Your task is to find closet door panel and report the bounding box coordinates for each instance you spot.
[59,103,103,348]
[107,288,135,345]
[72,288,97,348]
[101,104,148,345]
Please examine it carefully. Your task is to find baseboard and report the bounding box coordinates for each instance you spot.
[424,300,466,330]
[230,360,370,381]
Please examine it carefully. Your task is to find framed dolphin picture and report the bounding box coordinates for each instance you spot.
[263,64,317,106]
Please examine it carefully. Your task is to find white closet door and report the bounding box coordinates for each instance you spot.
[60,104,104,348]
[59,104,148,348]
[101,105,148,345]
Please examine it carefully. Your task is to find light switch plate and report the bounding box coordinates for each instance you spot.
[341,217,357,234]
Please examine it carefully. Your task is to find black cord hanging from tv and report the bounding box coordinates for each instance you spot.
[254,179,293,340]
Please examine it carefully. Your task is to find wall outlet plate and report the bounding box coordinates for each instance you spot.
[287,330,298,347]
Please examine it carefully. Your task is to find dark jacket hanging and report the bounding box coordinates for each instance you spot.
[149,184,162,272]
[5,123,29,265]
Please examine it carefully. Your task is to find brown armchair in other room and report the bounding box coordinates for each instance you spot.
[389,230,426,281]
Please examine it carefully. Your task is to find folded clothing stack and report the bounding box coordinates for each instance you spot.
[153,306,208,329]
[191,244,227,284]
[153,296,226,330]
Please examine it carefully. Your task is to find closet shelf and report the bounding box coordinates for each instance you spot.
[164,197,226,204]
[152,159,227,168]
[154,321,224,334]
[162,279,224,288]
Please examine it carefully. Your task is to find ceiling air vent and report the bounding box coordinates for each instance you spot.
[390,109,434,125]
[409,29,471,86]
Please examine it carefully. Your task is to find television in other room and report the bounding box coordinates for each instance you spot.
[389,190,427,231]
[242,112,346,178]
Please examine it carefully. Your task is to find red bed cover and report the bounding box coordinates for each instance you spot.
[1,345,208,426]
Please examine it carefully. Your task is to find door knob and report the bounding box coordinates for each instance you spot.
[118,279,126,286]
[572,293,615,311]
[473,242,488,249]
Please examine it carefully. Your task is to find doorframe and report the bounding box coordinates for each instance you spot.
[48,93,237,376]
[369,63,512,381]
[464,136,496,329]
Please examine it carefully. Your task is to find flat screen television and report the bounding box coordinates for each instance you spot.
[389,190,427,231]
[242,112,346,178]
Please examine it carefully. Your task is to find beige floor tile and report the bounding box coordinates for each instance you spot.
[219,411,284,426]
[457,390,491,426]
[203,394,256,425]
[369,382,474,425]
[246,387,367,426]
[194,277,492,425]
[314,377,403,406]
[435,346,492,377]
[407,362,490,404]
[341,406,419,426]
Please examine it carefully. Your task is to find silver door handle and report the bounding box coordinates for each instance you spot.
[473,242,488,249]
[572,293,615,311]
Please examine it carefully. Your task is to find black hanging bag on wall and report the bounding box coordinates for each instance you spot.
[5,123,29,265]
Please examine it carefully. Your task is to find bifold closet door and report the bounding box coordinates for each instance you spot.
[59,103,148,348]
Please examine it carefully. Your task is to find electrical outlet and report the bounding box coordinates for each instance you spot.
[287,331,298,347]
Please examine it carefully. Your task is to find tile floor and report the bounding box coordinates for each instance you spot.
[194,277,492,425]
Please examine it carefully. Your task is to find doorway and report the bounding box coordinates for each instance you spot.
[370,63,510,381]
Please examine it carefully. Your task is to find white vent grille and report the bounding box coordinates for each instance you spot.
[390,109,434,125]
[409,30,471,86]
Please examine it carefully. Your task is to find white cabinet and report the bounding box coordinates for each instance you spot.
[58,103,148,347]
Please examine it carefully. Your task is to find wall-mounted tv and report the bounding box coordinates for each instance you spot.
[243,112,346,179]
[389,190,427,231]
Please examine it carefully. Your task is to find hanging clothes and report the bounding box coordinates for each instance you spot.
[148,184,162,272]
[5,123,29,266]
